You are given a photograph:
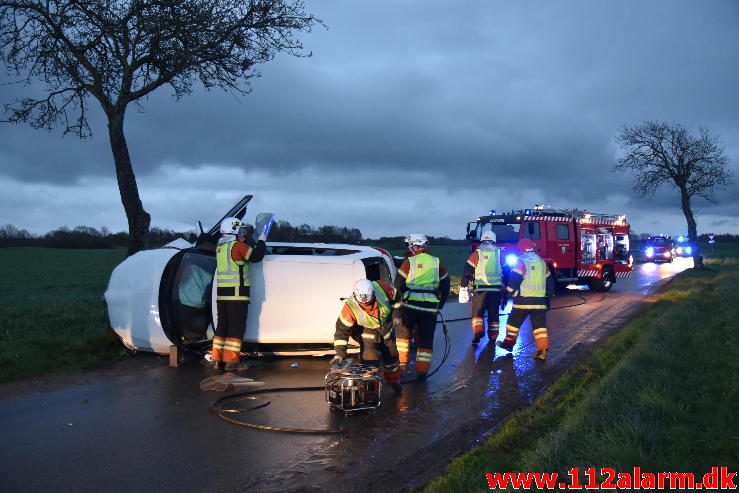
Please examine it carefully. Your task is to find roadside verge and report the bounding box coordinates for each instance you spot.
[425,251,739,492]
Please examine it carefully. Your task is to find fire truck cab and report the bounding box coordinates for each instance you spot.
[466,206,633,292]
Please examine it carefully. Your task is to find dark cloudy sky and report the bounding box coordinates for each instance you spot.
[1,0,738,238]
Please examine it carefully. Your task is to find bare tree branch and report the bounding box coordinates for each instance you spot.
[0,0,322,254]
[614,121,733,251]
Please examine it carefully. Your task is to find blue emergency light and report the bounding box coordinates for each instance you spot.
[524,208,532,215]
[505,254,518,266]
[490,209,496,216]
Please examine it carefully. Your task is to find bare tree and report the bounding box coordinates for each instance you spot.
[0,0,321,255]
[615,121,733,261]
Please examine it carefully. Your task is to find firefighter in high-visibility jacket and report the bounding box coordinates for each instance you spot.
[497,239,554,360]
[459,230,503,344]
[394,234,450,381]
[212,217,266,371]
[332,279,403,394]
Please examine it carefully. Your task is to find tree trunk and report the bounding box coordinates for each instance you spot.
[107,111,150,256]
[679,187,699,266]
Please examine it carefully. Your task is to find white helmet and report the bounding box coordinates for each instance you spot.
[405,233,429,248]
[480,231,497,243]
[220,217,244,235]
[353,279,375,304]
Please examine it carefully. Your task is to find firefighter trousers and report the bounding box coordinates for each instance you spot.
[349,326,401,384]
[502,307,549,351]
[470,289,501,339]
[213,300,248,363]
[396,307,437,375]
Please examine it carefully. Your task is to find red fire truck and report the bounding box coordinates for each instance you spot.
[466,206,633,291]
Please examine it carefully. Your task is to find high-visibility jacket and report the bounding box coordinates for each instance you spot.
[344,281,392,329]
[404,253,440,303]
[216,240,249,301]
[474,247,502,290]
[519,252,547,298]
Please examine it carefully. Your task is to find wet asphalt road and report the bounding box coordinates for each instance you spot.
[0,258,692,493]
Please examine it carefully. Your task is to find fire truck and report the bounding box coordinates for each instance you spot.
[466,206,633,292]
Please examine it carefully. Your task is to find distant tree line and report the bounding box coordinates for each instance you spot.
[265,221,363,244]
[0,221,367,249]
[0,224,198,249]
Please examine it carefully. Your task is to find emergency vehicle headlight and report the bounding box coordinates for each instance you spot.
[505,254,518,266]
[686,246,692,255]
[646,247,654,257]
[664,251,671,257]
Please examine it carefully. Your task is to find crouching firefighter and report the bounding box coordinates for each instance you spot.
[395,234,450,381]
[459,230,503,344]
[332,279,403,394]
[497,239,554,361]
[212,217,267,372]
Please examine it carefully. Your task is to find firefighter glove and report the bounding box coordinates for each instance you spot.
[458,287,470,304]
[500,294,508,311]
[330,355,344,367]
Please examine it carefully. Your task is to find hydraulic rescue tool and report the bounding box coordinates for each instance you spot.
[325,360,382,414]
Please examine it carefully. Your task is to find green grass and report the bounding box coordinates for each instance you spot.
[0,248,127,382]
[425,243,739,492]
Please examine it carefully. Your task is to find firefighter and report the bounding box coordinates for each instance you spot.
[394,234,450,381]
[212,217,267,372]
[459,230,503,344]
[331,279,403,394]
[497,239,554,360]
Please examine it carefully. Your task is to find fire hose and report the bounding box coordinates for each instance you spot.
[209,292,603,433]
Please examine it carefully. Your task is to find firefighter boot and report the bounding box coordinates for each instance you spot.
[534,349,548,361]
[496,340,515,352]
[471,332,484,344]
[416,373,427,382]
[390,382,403,394]
[224,361,250,372]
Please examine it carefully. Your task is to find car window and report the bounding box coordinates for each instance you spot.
[362,256,392,282]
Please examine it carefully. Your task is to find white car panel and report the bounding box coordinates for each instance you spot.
[106,240,395,355]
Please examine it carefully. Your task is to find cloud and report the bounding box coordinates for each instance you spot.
[0,0,738,234]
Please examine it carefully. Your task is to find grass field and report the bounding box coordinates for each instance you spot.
[0,248,127,382]
[425,241,739,492]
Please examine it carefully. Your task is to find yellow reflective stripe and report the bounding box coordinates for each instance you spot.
[416,352,433,362]
[383,331,393,340]
[505,325,520,334]
[506,286,515,293]
[339,314,354,327]
[223,340,242,349]
[212,340,225,349]
[361,332,376,340]
[216,295,249,301]
[467,259,476,268]
[334,340,348,346]
[401,302,438,313]
[398,269,408,279]
[512,304,547,309]
[396,341,409,350]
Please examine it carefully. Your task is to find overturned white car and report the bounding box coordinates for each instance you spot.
[104,195,395,355]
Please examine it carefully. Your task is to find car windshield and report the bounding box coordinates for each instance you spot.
[650,237,669,246]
